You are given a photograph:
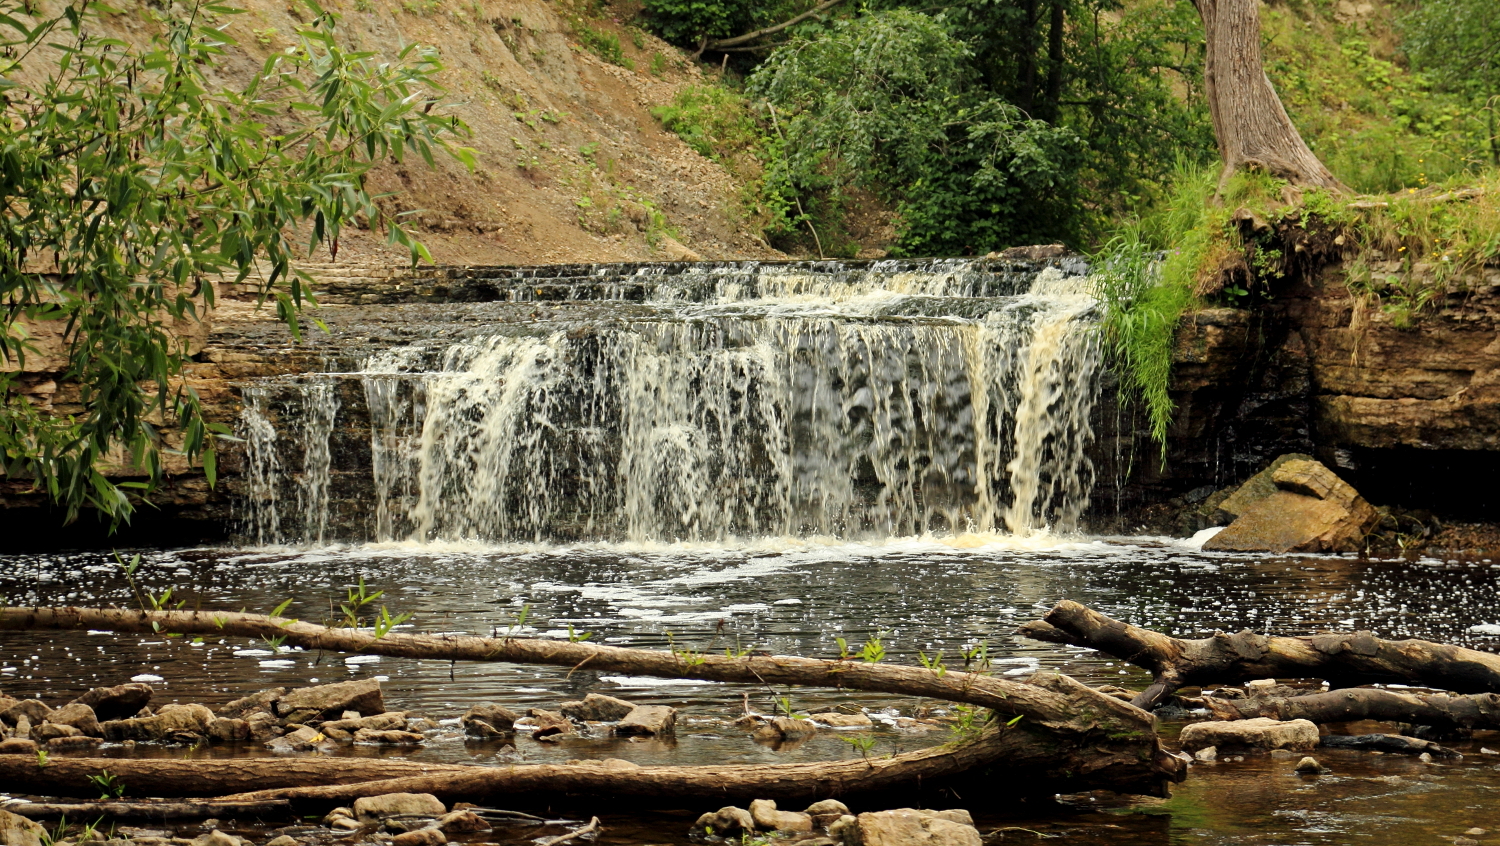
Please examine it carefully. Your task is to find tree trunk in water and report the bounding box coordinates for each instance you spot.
[0,606,1186,802]
[1194,0,1345,192]
[1019,600,1500,710]
[1203,687,1500,735]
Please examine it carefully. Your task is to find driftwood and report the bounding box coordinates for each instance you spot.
[537,817,600,846]
[0,606,1185,804]
[1318,734,1459,758]
[1020,600,1500,710]
[0,799,291,819]
[1204,687,1500,734]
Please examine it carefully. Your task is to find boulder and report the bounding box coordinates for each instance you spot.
[526,709,573,738]
[0,699,51,727]
[615,705,676,737]
[217,689,284,720]
[391,829,445,846]
[749,800,813,833]
[693,807,755,835]
[0,738,37,755]
[845,810,981,846]
[48,703,101,737]
[102,704,214,742]
[245,712,280,742]
[560,693,634,723]
[1204,458,1379,553]
[1214,453,1313,520]
[1178,717,1320,752]
[1295,756,1322,773]
[206,718,251,743]
[30,722,81,743]
[354,793,447,823]
[811,712,873,728]
[806,799,852,828]
[266,725,326,752]
[0,808,48,846]
[461,705,518,737]
[72,684,154,722]
[353,729,425,746]
[275,679,383,721]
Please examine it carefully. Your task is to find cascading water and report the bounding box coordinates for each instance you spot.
[237,258,1103,545]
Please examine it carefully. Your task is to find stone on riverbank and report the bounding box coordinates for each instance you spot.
[615,705,676,736]
[750,800,814,833]
[354,793,447,823]
[812,712,873,728]
[47,703,101,736]
[390,828,445,846]
[806,800,852,828]
[0,738,37,754]
[560,693,634,722]
[1179,718,1320,752]
[694,807,755,835]
[841,809,980,846]
[218,689,284,720]
[72,683,154,721]
[0,809,47,846]
[1204,458,1378,553]
[0,699,51,727]
[103,704,214,742]
[276,679,384,721]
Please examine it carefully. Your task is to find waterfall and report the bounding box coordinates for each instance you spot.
[236,258,1103,546]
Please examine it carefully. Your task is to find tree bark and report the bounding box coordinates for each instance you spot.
[1203,687,1500,735]
[1019,600,1500,710]
[0,800,292,820]
[1192,0,1345,192]
[0,606,1186,802]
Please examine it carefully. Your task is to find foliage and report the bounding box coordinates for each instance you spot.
[572,17,634,69]
[0,0,471,523]
[641,0,804,48]
[1400,0,1500,166]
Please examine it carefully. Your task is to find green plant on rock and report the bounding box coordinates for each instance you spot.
[0,0,472,525]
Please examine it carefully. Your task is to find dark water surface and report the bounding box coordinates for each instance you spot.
[3,533,1500,843]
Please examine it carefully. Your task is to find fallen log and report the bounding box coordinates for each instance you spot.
[0,606,1186,803]
[1318,734,1459,758]
[1020,600,1500,710]
[1203,687,1500,734]
[0,799,291,820]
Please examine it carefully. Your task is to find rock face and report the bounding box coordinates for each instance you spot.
[1204,457,1378,553]
[844,809,982,846]
[1178,717,1320,752]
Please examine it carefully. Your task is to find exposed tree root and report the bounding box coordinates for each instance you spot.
[1020,600,1500,710]
[0,606,1186,804]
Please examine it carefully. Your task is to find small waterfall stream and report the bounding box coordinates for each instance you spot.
[237,258,1104,545]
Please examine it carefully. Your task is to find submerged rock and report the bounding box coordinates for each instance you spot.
[1295,756,1322,773]
[1203,458,1378,553]
[560,693,634,722]
[1179,717,1320,752]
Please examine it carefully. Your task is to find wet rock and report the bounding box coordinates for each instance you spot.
[102,704,214,742]
[1193,746,1217,762]
[275,679,383,721]
[206,718,250,743]
[218,689,283,720]
[353,794,446,823]
[73,684,154,722]
[750,800,813,833]
[1466,829,1488,837]
[322,808,355,826]
[0,699,51,727]
[31,722,81,742]
[245,712,280,743]
[845,809,981,846]
[1204,458,1378,554]
[811,713,873,728]
[461,705,518,737]
[46,735,103,755]
[0,808,48,846]
[1179,718,1320,752]
[437,811,489,833]
[0,738,37,755]
[48,703,101,737]
[390,828,445,846]
[266,725,326,752]
[828,816,857,841]
[526,709,573,738]
[806,800,852,828]
[322,712,408,736]
[1295,756,1322,773]
[616,705,676,737]
[190,831,242,846]
[693,806,755,835]
[1320,733,1460,757]
[560,693,634,722]
[264,837,300,846]
[1214,454,1313,520]
[12,716,30,740]
[353,729,425,746]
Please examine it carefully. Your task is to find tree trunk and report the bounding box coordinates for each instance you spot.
[1019,600,1500,710]
[0,800,292,820]
[1203,687,1500,735]
[1193,0,1345,192]
[0,606,1186,802]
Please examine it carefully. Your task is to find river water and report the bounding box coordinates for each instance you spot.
[4,534,1500,843]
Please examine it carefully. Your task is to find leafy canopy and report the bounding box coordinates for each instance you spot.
[0,0,472,522]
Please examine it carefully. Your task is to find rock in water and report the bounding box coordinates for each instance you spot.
[560,693,635,722]
[749,800,814,833]
[47,703,101,737]
[693,807,755,836]
[353,793,447,823]
[1204,458,1378,553]
[0,810,48,846]
[462,704,518,736]
[846,809,981,846]
[806,799,852,828]
[72,684,154,722]
[102,704,214,742]
[1294,756,1322,773]
[1179,718,1320,752]
[527,709,574,738]
[0,700,51,727]
[275,679,383,721]
[615,705,676,736]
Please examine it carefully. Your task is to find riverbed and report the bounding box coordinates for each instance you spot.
[3,533,1499,843]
